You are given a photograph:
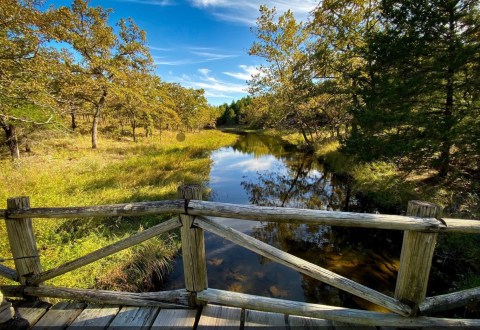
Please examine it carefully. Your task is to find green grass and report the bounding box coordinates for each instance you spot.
[0,129,237,290]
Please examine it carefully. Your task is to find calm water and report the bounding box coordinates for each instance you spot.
[162,132,402,311]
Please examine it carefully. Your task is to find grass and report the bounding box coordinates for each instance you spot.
[0,129,237,290]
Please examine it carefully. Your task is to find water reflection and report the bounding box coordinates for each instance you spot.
[162,132,401,311]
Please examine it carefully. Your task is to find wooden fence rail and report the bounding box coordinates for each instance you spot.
[1,184,479,327]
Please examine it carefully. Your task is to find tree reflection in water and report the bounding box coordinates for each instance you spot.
[239,133,402,311]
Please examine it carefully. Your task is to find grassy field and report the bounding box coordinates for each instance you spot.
[0,129,237,290]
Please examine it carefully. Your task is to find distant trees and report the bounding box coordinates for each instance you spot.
[0,0,220,158]
[217,96,252,125]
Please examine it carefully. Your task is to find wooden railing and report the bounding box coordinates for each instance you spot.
[1,184,480,327]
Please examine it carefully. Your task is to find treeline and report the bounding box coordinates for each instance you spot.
[217,96,252,125]
[0,0,220,158]
[246,0,480,180]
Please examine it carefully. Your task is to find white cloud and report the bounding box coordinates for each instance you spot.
[188,0,318,25]
[190,51,239,61]
[176,69,247,99]
[116,0,174,5]
[223,65,259,81]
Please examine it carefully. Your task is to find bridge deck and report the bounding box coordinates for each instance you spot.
[12,300,374,329]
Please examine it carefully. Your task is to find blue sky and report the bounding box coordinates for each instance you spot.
[46,0,318,105]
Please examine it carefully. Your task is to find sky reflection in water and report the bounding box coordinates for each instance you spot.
[162,133,401,311]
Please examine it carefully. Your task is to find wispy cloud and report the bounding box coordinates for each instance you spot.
[190,51,239,61]
[223,65,259,81]
[177,68,247,99]
[148,45,172,52]
[115,0,174,5]
[152,46,240,66]
[188,0,318,25]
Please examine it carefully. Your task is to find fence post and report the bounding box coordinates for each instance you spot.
[5,197,42,285]
[178,184,207,305]
[394,200,441,315]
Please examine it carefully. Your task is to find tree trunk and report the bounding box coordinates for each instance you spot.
[1,123,20,159]
[92,89,107,149]
[131,114,137,142]
[71,111,77,131]
[438,9,455,178]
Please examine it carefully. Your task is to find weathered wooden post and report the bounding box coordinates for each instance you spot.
[5,197,42,285]
[178,185,208,305]
[395,200,441,315]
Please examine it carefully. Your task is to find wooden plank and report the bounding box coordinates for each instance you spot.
[194,217,411,316]
[6,197,42,284]
[6,200,185,219]
[245,309,286,328]
[29,217,182,285]
[178,185,208,295]
[13,300,51,327]
[152,309,197,329]
[0,264,18,282]
[1,285,190,308]
[33,302,85,329]
[420,286,480,315]
[288,315,333,329]
[108,306,159,329]
[68,305,119,328]
[197,288,480,327]
[395,201,440,315]
[197,305,241,329]
[188,201,443,232]
[441,218,480,233]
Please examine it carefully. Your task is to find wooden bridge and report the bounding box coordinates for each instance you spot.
[1,184,479,328]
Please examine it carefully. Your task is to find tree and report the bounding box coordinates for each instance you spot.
[249,6,316,145]
[54,0,152,149]
[347,0,480,177]
[0,0,62,158]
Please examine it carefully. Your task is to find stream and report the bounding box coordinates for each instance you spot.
[162,132,404,311]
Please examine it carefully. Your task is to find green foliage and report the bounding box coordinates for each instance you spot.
[217,96,252,126]
[351,162,416,211]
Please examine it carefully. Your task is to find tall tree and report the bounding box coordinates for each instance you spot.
[54,0,152,148]
[0,0,61,158]
[249,6,315,145]
[347,0,480,177]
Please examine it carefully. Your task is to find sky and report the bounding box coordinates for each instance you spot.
[45,0,318,105]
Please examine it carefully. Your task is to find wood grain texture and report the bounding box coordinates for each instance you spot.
[188,200,443,232]
[108,306,159,329]
[288,315,333,329]
[197,288,480,327]
[28,217,181,285]
[152,309,197,329]
[0,264,18,282]
[1,285,191,307]
[6,197,42,284]
[13,300,51,327]
[179,185,208,295]
[6,200,185,219]
[32,302,85,329]
[395,201,440,314]
[194,216,411,316]
[68,305,119,328]
[197,304,241,329]
[441,218,480,233]
[245,309,286,329]
[420,286,480,315]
